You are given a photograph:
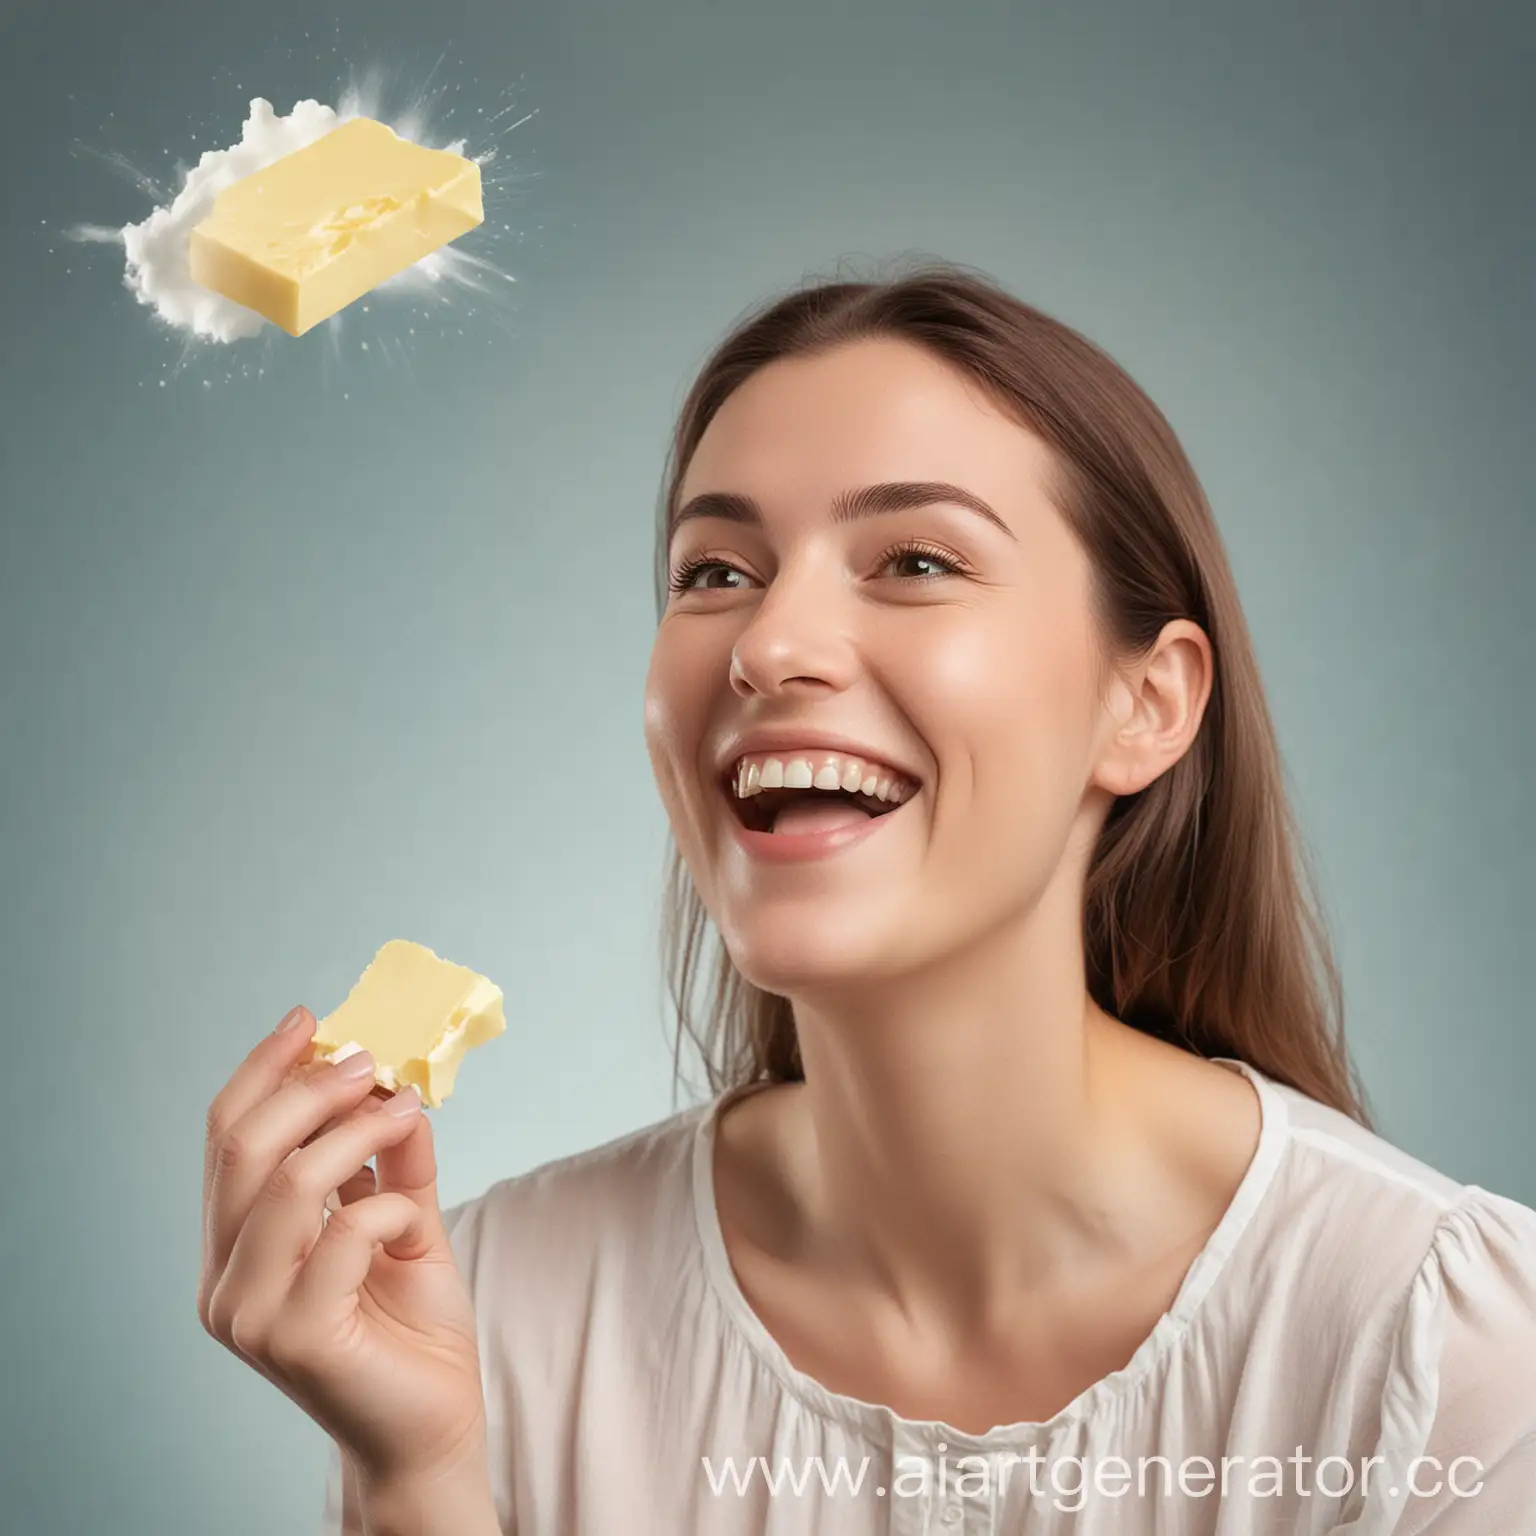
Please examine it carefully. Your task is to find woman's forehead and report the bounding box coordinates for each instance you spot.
[682,369,1054,520]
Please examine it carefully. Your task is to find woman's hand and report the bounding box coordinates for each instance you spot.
[198,1007,490,1493]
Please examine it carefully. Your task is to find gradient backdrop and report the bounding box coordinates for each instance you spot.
[1,0,1531,1530]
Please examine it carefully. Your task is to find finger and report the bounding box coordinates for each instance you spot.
[281,1192,425,1337]
[372,1093,450,1261]
[319,1099,388,1209]
[208,1099,424,1350]
[203,1007,318,1213]
[302,1087,387,1150]
[206,1052,386,1279]
[327,1165,378,1213]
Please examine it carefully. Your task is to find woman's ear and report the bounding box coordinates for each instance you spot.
[1093,622,1212,797]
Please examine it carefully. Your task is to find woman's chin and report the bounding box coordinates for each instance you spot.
[722,915,892,996]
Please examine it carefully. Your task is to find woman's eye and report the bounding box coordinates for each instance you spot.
[885,546,962,580]
[670,558,746,593]
[891,553,941,578]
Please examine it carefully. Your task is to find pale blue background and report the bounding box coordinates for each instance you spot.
[1,0,1530,1530]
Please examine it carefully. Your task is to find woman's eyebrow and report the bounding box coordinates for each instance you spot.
[671,481,1018,540]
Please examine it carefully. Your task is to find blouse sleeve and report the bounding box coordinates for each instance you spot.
[1365,1187,1536,1534]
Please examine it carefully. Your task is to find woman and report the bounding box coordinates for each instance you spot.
[199,262,1536,1534]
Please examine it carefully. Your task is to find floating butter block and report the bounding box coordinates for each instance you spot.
[313,939,505,1108]
[188,117,483,336]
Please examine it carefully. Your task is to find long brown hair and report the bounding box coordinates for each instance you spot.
[653,256,1372,1127]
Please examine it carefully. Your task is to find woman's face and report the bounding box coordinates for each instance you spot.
[643,336,1126,996]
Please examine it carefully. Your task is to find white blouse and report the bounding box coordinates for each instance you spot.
[320,1059,1536,1533]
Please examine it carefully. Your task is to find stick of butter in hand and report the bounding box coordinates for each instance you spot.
[312,939,505,1108]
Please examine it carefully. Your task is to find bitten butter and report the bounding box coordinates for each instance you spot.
[313,939,504,1108]
[188,116,483,336]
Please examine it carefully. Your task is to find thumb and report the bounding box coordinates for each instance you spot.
[372,1098,451,1260]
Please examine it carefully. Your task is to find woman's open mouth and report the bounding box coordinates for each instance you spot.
[719,750,921,860]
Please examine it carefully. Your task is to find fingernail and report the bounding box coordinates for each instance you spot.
[276,1006,309,1033]
[382,1085,421,1116]
[334,1050,376,1079]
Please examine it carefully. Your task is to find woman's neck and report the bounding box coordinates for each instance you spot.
[775,917,1237,1336]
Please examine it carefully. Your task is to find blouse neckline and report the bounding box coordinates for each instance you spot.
[689,1055,1291,1452]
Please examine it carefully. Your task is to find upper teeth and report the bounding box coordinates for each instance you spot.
[732,751,917,805]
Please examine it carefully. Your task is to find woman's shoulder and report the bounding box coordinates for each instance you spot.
[1254,1067,1511,1238]
[1247,1064,1536,1372]
[1259,1067,1459,1200]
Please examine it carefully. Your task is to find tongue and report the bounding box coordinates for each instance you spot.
[771,800,876,836]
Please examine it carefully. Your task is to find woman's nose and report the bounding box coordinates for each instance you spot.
[728,570,859,700]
